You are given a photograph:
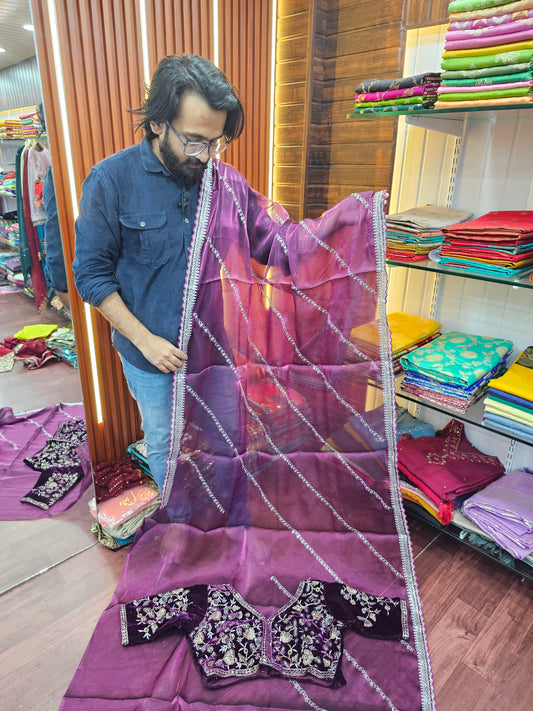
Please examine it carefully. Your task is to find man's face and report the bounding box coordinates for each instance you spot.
[151,92,227,188]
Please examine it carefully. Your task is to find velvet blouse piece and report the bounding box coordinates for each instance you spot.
[121,579,408,688]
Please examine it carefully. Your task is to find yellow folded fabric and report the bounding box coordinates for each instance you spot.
[442,40,533,58]
[388,312,441,354]
[14,324,58,340]
[435,96,533,108]
[488,349,533,400]
[349,312,441,355]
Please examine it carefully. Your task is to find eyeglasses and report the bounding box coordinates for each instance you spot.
[166,121,230,157]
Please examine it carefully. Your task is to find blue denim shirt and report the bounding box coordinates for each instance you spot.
[73,136,199,373]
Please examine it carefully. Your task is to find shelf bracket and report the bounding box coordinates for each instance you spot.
[405,115,464,137]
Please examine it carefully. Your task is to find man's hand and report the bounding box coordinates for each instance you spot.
[97,291,187,373]
[138,334,187,373]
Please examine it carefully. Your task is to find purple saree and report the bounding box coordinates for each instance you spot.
[0,402,90,519]
[61,162,435,710]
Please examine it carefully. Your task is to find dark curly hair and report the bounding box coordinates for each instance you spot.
[130,54,244,142]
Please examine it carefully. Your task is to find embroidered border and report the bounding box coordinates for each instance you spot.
[373,190,437,711]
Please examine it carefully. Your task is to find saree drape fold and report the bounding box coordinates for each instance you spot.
[61,165,435,710]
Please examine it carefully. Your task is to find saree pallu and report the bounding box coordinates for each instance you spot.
[60,163,435,710]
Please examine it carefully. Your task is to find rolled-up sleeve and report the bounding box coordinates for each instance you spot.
[73,166,122,307]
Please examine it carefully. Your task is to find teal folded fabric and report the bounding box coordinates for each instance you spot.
[400,331,513,387]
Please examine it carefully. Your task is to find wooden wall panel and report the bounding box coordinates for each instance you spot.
[273,1,312,219]
[217,0,274,196]
[326,0,405,208]
[404,0,449,28]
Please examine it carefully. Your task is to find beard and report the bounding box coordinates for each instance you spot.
[159,130,207,188]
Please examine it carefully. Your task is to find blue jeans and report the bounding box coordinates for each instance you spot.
[120,357,173,491]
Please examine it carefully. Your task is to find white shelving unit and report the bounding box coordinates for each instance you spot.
[351,24,533,577]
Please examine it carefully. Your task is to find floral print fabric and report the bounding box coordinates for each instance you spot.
[121,579,408,688]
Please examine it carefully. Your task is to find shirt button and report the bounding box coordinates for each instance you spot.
[140,221,145,227]
[184,218,189,224]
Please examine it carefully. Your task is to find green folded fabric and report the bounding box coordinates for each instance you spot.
[442,70,533,86]
[354,96,427,108]
[438,86,532,100]
[448,0,518,12]
[441,49,533,71]
[442,62,533,80]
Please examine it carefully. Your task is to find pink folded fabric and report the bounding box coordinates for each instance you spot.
[451,8,533,30]
[438,79,533,93]
[445,26,533,49]
[354,86,427,102]
[447,14,533,39]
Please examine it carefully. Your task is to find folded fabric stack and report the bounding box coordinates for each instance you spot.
[89,457,160,548]
[398,418,505,523]
[388,312,442,374]
[19,111,39,138]
[352,73,442,114]
[347,311,442,371]
[439,210,533,277]
[0,219,19,248]
[462,468,533,558]
[0,171,16,199]
[400,330,513,412]
[0,119,27,139]
[46,327,78,368]
[436,0,533,109]
[483,345,533,441]
[386,204,473,261]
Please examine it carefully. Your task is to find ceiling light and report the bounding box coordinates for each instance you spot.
[23,24,34,32]
[0,47,6,53]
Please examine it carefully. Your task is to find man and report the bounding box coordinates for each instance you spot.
[74,54,253,493]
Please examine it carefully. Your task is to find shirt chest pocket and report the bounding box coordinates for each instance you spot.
[119,212,170,266]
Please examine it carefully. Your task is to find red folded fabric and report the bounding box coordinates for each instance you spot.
[397,419,505,523]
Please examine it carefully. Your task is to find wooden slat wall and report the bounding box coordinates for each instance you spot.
[273,0,311,219]
[30,0,274,465]
[404,0,449,28]
[326,0,406,206]
[217,0,273,196]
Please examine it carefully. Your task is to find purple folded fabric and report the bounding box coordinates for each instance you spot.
[444,26,533,49]
[354,86,427,102]
[462,468,533,558]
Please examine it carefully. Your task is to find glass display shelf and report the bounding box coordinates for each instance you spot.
[347,103,533,118]
[403,500,533,581]
[395,375,533,448]
[387,257,533,290]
